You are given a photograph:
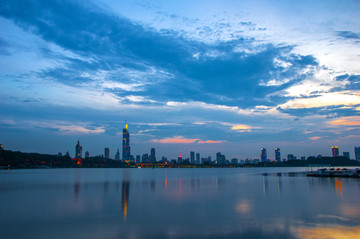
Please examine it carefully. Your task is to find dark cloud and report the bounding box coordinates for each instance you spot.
[337,31,360,39]
[0,0,323,109]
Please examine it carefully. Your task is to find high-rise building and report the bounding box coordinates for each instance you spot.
[343,152,350,159]
[332,146,340,157]
[122,122,131,162]
[136,155,140,163]
[150,148,156,162]
[0,144,4,150]
[142,153,149,163]
[216,152,225,164]
[75,140,82,158]
[190,151,195,164]
[104,148,110,159]
[85,151,90,159]
[115,149,120,160]
[261,148,267,162]
[275,148,281,162]
[355,147,360,161]
[177,153,183,163]
[196,153,200,164]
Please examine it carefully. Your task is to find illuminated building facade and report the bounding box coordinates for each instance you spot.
[355,147,360,161]
[75,140,82,158]
[122,122,130,162]
[275,148,281,162]
[177,153,183,163]
[261,148,267,162]
[104,147,110,159]
[332,146,340,157]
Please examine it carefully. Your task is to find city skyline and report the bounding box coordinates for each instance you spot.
[1,0,360,159]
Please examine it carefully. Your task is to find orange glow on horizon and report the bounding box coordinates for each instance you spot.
[330,116,360,126]
[151,136,223,144]
[298,226,360,239]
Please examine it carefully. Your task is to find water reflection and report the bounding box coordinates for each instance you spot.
[263,173,269,196]
[277,172,283,195]
[122,174,130,219]
[1,168,360,239]
[298,225,360,239]
[335,178,343,196]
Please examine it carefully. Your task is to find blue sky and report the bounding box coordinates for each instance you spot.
[1,0,360,160]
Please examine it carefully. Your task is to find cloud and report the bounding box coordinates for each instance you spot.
[309,136,321,141]
[231,124,252,132]
[1,119,105,135]
[151,136,223,144]
[330,116,360,126]
[337,31,360,39]
[280,91,360,109]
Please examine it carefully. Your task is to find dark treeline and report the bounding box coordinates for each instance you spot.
[1,150,360,169]
[0,150,127,169]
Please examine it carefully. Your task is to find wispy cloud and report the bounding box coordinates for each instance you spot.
[280,92,360,109]
[0,119,105,135]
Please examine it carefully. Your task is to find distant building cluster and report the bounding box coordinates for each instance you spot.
[55,123,360,166]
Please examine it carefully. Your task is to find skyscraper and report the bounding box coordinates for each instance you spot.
[177,153,183,163]
[75,140,82,158]
[122,121,130,162]
[355,147,360,161]
[343,152,350,159]
[150,148,156,162]
[85,151,90,159]
[275,148,281,162]
[332,146,340,157]
[261,148,267,162]
[190,151,195,164]
[104,147,110,159]
[196,153,200,164]
[142,153,149,163]
[216,152,225,164]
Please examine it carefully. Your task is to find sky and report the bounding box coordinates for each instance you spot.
[1,0,360,160]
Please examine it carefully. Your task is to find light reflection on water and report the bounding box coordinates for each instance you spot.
[1,167,360,239]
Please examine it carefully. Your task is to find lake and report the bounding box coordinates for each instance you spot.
[1,167,360,239]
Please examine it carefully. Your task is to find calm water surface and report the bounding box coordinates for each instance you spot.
[1,167,360,239]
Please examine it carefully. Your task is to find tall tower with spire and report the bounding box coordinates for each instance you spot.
[122,121,130,162]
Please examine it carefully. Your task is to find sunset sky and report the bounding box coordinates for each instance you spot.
[1,0,360,160]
